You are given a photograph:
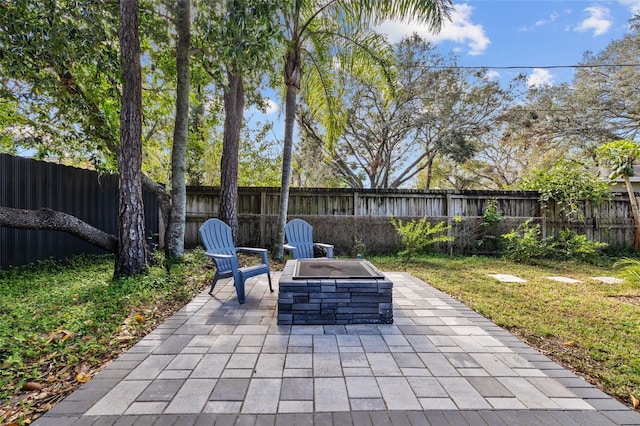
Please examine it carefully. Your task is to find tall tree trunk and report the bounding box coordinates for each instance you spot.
[275,46,300,259]
[115,0,148,277]
[166,0,190,259]
[623,175,640,251]
[219,72,244,241]
[425,159,433,190]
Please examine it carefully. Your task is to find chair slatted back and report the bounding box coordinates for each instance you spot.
[285,218,316,259]
[199,218,237,273]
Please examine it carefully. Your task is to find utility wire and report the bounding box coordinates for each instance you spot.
[421,63,640,70]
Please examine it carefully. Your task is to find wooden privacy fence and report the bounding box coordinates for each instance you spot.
[184,187,635,255]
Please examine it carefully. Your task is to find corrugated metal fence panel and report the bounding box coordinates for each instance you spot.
[1,154,159,268]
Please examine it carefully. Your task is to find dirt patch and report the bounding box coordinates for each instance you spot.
[608,295,640,306]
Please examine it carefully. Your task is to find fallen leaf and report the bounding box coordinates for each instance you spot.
[560,340,575,347]
[61,330,74,341]
[22,382,43,391]
[75,372,90,383]
[631,394,639,409]
[134,314,145,322]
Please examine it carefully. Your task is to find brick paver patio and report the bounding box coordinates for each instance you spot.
[34,272,640,425]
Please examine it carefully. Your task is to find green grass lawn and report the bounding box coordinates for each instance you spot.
[372,254,640,410]
[1,250,639,423]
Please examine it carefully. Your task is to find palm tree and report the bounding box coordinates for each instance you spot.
[274,0,453,258]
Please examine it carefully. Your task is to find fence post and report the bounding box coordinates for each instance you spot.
[259,190,266,247]
[446,191,453,256]
[353,190,359,252]
[541,201,547,240]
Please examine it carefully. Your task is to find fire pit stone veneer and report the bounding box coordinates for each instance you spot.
[277,259,393,325]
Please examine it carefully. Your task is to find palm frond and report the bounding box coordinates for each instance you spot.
[299,18,396,149]
[342,0,453,30]
[614,257,640,283]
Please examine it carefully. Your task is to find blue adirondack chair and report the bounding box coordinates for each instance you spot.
[199,218,272,304]
[284,218,334,259]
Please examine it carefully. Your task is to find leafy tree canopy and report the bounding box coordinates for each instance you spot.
[596,139,640,179]
[309,34,510,189]
[521,158,611,219]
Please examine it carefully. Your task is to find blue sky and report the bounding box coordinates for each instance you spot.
[254,1,640,128]
[376,0,640,87]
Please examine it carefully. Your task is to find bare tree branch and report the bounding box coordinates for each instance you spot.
[0,206,117,253]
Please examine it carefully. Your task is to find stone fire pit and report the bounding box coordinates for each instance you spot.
[277,259,393,325]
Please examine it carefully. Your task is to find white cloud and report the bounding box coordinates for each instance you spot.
[484,70,501,81]
[247,98,279,116]
[263,98,279,115]
[527,68,554,88]
[519,11,563,32]
[617,0,640,14]
[575,6,613,36]
[375,3,490,56]
[538,13,559,26]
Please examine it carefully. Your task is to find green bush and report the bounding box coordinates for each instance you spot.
[481,198,504,227]
[521,158,611,220]
[549,229,608,263]
[477,199,504,252]
[390,216,454,261]
[500,221,607,264]
[500,220,548,262]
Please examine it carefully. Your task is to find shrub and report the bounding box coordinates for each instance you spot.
[500,220,608,264]
[521,158,611,220]
[390,216,454,261]
[477,199,504,252]
[500,220,548,262]
[481,199,504,227]
[350,239,368,258]
[549,229,608,263]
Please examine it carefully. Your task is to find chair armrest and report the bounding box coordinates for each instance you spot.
[205,252,234,260]
[237,247,270,266]
[205,252,240,273]
[283,244,298,258]
[236,247,267,254]
[313,243,334,258]
[314,243,333,249]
